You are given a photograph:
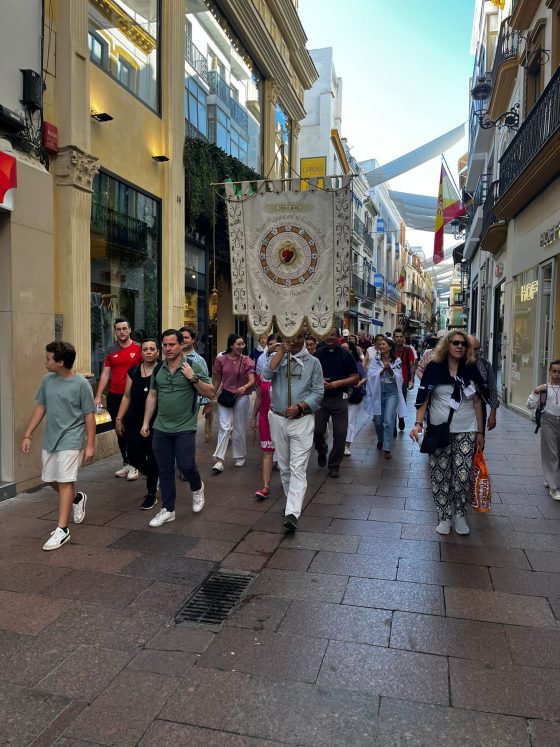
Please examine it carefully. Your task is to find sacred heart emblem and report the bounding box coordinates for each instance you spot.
[130,352,136,358]
[279,241,296,265]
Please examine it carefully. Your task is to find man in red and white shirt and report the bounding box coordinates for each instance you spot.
[94,318,141,478]
[393,328,415,431]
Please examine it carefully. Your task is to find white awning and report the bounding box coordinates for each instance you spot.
[388,191,457,232]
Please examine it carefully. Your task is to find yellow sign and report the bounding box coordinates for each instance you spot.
[520,280,538,302]
[300,156,326,191]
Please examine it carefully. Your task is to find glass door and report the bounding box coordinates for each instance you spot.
[537,261,555,387]
[493,282,505,395]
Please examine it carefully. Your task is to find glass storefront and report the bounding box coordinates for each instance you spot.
[184,243,207,348]
[90,171,160,382]
[88,0,160,111]
[510,269,538,410]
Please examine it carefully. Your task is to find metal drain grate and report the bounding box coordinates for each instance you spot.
[174,569,256,626]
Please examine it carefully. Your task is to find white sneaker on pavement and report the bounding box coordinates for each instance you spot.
[211,461,224,473]
[549,488,560,501]
[149,508,175,527]
[127,467,139,481]
[43,527,70,551]
[115,464,130,477]
[192,482,205,513]
[453,514,470,535]
[72,492,87,524]
[436,519,451,535]
[234,459,245,467]
[544,481,550,488]
[344,445,351,456]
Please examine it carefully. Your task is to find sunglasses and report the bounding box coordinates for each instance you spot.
[450,340,467,347]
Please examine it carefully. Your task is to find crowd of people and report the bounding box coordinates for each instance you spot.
[22,319,517,551]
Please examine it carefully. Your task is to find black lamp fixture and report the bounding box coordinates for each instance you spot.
[449,215,469,240]
[470,77,519,131]
[90,111,113,122]
[152,154,169,162]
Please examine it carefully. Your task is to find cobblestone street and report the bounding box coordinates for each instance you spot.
[1,399,559,746]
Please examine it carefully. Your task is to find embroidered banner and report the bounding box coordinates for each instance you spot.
[225,177,351,338]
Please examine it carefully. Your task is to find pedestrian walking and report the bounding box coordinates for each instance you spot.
[527,360,560,500]
[416,330,445,380]
[251,335,283,498]
[115,338,161,510]
[469,336,499,432]
[211,333,255,473]
[364,335,407,459]
[141,329,214,527]
[21,341,95,551]
[180,326,213,442]
[262,331,324,530]
[345,341,367,456]
[314,327,359,477]
[393,327,416,431]
[305,334,317,355]
[249,334,268,366]
[410,330,485,536]
[94,318,141,479]
[357,330,372,355]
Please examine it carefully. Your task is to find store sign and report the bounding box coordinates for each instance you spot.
[373,273,384,289]
[540,222,560,248]
[520,280,538,301]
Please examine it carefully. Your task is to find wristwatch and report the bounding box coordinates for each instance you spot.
[190,375,200,384]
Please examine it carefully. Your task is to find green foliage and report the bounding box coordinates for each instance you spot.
[184,137,261,237]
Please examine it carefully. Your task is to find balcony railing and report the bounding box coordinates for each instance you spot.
[481,180,500,242]
[364,232,374,251]
[493,17,520,78]
[499,65,560,198]
[229,96,248,132]
[468,173,492,223]
[352,273,376,301]
[353,214,366,240]
[208,70,230,105]
[91,202,150,253]
[186,39,208,83]
[480,180,508,253]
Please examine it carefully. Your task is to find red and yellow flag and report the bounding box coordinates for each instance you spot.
[433,161,464,265]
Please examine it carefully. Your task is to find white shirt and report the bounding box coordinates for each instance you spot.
[527,385,560,416]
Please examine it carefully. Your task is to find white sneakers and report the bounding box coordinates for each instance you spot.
[549,488,560,501]
[234,459,245,467]
[212,461,224,473]
[149,509,175,527]
[115,464,139,480]
[72,492,87,524]
[454,514,470,535]
[344,445,351,456]
[192,482,205,513]
[43,527,70,551]
[436,519,451,535]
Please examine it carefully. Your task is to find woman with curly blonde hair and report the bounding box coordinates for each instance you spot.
[410,329,486,536]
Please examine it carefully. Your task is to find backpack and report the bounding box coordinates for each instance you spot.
[535,390,547,433]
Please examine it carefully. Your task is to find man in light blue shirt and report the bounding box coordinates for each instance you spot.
[262,331,324,531]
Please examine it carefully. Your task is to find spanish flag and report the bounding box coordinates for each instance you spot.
[433,161,464,265]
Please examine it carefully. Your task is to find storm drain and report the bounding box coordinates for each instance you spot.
[174,569,256,626]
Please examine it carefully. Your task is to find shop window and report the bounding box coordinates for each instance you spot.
[88,0,159,112]
[186,77,208,139]
[90,171,160,383]
[274,103,291,179]
[510,269,538,410]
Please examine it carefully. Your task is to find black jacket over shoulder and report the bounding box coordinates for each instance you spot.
[415,359,488,407]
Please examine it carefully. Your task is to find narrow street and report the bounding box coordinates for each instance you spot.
[1,397,559,746]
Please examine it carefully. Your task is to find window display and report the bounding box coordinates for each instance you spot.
[510,269,538,410]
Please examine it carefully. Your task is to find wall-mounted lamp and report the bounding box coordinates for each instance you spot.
[470,77,519,131]
[91,111,113,122]
[152,155,169,162]
[449,215,470,240]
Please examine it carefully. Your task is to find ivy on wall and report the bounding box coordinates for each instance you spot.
[184,137,261,237]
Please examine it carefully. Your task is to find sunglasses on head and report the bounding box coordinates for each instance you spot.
[450,339,467,347]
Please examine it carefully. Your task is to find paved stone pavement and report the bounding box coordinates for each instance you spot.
[1,396,560,746]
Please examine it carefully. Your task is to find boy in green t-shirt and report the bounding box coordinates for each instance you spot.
[21,341,96,550]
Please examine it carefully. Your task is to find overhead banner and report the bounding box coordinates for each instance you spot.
[225,177,352,337]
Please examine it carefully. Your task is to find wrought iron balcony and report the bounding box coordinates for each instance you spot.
[480,180,507,254]
[467,173,492,224]
[353,214,366,240]
[208,70,230,105]
[495,65,560,219]
[186,39,208,83]
[352,273,376,302]
[91,202,150,254]
[229,96,248,132]
[364,232,374,251]
[488,17,520,120]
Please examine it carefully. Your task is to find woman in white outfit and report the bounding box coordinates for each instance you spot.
[345,341,367,456]
[212,334,255,473]
[527,359,560,500]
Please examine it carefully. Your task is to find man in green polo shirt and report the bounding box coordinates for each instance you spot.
[141,329,214,527]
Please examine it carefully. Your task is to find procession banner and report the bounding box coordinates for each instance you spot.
[224,176,351,338]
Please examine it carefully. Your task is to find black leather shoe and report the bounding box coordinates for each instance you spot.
[398,417,406,431]
[283,514,298,531]
[328,467,339,478]
[318,451,327,467]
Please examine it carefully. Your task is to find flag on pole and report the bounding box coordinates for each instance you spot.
[433,160,464,265]
[397,273,405,290]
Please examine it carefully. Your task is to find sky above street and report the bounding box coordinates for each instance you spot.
[298,0,475,259]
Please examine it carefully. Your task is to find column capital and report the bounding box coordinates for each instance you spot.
[54,146,99,192]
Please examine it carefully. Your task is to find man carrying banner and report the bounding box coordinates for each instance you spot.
[262,331,324,531]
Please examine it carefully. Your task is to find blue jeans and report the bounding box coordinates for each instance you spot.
[152,430,201,512]
[374,382,399,452]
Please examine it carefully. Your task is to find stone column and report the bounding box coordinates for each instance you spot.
[54,147,99,375]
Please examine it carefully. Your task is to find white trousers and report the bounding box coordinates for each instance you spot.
[268,411,315,518]
[213,396,251,461]
[346,403,361,444]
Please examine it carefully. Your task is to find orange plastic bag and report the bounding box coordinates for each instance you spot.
[469,446,491,513]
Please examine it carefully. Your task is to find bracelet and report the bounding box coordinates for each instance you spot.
[190,375,200,384]
[22,435,32,439]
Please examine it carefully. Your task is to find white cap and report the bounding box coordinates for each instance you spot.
[342,329,350,336]
[436,329,447,339]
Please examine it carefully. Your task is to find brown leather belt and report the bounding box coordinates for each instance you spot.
[270,407,311,418]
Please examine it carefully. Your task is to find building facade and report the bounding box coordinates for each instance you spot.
[464,0,560,413]
[0,0,316,495]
